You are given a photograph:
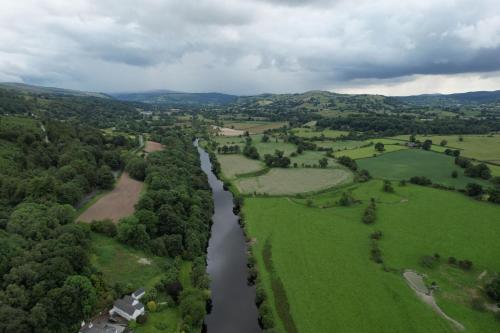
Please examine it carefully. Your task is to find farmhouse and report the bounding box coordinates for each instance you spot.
[109,289,146,321]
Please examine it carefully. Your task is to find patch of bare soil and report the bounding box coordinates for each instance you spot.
[403,270,465,331]
[144,140,164,153]
[212,125,245,136]
[78,172,144,223]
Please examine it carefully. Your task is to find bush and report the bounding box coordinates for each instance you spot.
[136,314,148,324]
[420,255,438,269]
[451,170,458,178]
[90,219,117,237]
[448,256,457,265]
[370,231,383,240]
[155,321,169,330]
[485,276,500,302]
[458,259,473,271]
[126,157,147,181]
[465,183,483,197]
[337,156,357,171]
[147,300,157,312]
[383,180,394,193]
[409,176,432,186]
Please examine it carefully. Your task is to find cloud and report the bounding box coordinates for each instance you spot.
[1,0,500,94]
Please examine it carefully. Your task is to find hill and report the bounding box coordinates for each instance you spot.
[0,82,110,99]
[112,90,238,105]
[399,90,500,106]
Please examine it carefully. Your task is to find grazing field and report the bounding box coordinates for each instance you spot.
[289,151,338,168]
[313,140,367,151]
[235,168,352,195]
[357,149,490,189]
[390,134,500,163]
[336,144,407,159]
[254,140,297,157]
[244,181,500,333]
[90,233,165,289]
[290,128,349,138]
[217,154,266,179]
[0,115,41,133]
[222,120,287,133]
[78,172,143,223]
[212,125,245,136]
[144,140,164,153]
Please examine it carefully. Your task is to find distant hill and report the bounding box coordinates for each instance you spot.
[0,82,111,99]
[398,90,500,106]
[112,90,238,105]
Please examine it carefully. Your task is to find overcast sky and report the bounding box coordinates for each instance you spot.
[1,0,500,95]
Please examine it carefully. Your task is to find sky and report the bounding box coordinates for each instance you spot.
[1,0,500,95]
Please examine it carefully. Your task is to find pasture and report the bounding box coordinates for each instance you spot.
[244,181,500,333]
[90,233,165,289]
[336,144,407,159]
[217,154,266,179]
[0,115,41,134]
[254,140,297,157]
[390,134,500,163]
[235,168,352,195]
[289,151,337,168]
[77,172,144,223]
[290,128,349,138]
[222,120,287,133]
[357,149,491,189]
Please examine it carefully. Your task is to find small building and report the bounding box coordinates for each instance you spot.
[132,288,145,300]
[79,322,125,333]
[109,295,145,321]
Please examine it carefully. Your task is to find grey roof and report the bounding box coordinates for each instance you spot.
[114,296,144,316]
[114,299,137,316]
[132,288,145,297]
[80,323,124,333]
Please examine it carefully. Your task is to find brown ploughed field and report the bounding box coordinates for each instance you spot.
[144,140,164,153]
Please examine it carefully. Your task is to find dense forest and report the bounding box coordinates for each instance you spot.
[0,115,135,332]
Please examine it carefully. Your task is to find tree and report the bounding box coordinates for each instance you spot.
[422,139,432,150]
[451,170,458,178]
[465,183,483,197]
[261,135,270,143]
[126,157,147,181]
[485,276,500,302]
[147,301,157,312]
[318,157,328,168]
[440,139,448,146]
[179,290,206,328]
[383,180,394,193]
[117,216,150,248]
[96,165,115,189]
[374,142,385,152]
[337,156,357,171]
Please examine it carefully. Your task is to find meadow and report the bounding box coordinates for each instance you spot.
[290,127,349,138]
[244,180,500,333]
[90,233,165,289]
[357,149,491,189]
[336,144,407,159]
[235,168,352,195]
[217,154,266,179]
[390,134,500,164]
[289,151,338,168]
[222,120,287,133]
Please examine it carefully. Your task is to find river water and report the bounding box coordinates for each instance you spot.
[195,141,261,333]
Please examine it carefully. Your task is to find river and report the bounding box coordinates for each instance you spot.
[195,140,261,333]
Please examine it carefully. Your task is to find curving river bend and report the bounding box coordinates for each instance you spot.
[195,140,261,333]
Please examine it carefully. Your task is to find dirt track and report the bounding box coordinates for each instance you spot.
[145,140,164,153]
[77,172,144,223]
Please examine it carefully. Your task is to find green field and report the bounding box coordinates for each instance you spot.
[90,233,165,289]
[0,115,41,134]
[289,151,338,168]
[217,154,266,179]
[390,134,500,163]
[222,120,287,133]
[235,168,352,195]
[358,149,491,189]
[254,140,297,157]
[290,128,349,138]
[337,144,407,159]
[313,140,368,151]
[244,181,500,333]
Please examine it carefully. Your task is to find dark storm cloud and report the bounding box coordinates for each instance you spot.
[1,0,500,94]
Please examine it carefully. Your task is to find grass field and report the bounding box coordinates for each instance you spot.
[244,180,500,333]
[357,149,491,189]
[222,120,287,133]
[0,115,41,134]
[235,168,353,195]
[313,140,368,151]
[217,154,266,179]
[254,140,297,157]
[390,134,500,163]
[336,144,407,159]
[289,151,338,168]
[90,233,165,289]
[290,128,349,138]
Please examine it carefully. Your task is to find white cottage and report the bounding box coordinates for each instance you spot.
[109,295,145,321]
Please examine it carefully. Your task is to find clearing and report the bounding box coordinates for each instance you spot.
[145,140,164,153]
[235,168,352,195]
[244,180,500,333]
[78,172,143,223]
[217,154,266,179]
[357,149,491,189]
[212,125,245,136]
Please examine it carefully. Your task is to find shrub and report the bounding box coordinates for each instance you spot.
[451,170,458,178]
[338,192,356,206]
[448,256,457,265]
[409,176,432,186]
[485,276,500,302]
[383,180,394,193]
[147,300,157,312]
[90,219,117,237]
[136,314,148,324]
[465,183,483,197]
[420,255,438,269]
[458,259,473,271]
[155,321,169,330]
[370,231,383,240]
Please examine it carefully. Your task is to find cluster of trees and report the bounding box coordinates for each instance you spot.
[263,150,291,168]
[362,199,377,224]
[317,114,500,136]
[0,116,136,331]
[243,137,260,160]
[337,156,358,171]
[217,145,241,154]
[454,157,492,180]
